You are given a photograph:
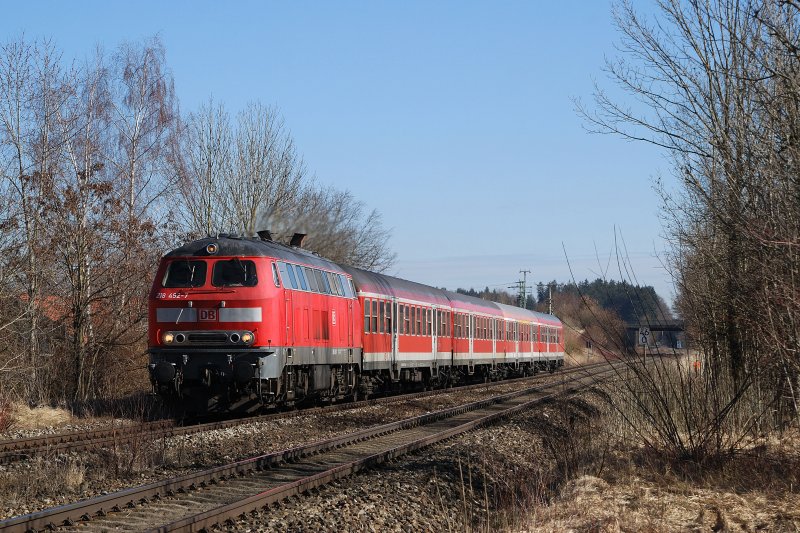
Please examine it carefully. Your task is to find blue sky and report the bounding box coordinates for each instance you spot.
[2,1,674,303]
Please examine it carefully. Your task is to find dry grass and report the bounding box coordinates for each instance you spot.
[6,403,73,432]
[426,394,612,532]
[430,377,800,532]
[524,446,800,532]
[513,388,800,532]
[0,455,90,515]
[0,399,12,433]
[564,348,611,368]
[0,429,171,518]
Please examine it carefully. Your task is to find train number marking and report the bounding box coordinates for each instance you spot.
[199,309,218,321]
[156,292,188,299]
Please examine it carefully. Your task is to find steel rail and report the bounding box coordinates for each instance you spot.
[0,362,604,463]
[155,372,607,533]
[0,419,175,459]
[0,363,613,533]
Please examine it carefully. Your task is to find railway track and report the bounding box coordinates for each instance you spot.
[0,362,615,533]
[0,362,606,463]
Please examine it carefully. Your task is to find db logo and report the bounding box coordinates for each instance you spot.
[199,309,218,321]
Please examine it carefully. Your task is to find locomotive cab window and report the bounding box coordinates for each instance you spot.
[271,263,280,287]
[163,260,207,288]
[212,259,258,287]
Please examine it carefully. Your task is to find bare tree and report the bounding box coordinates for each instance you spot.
[227,102,305,236]
[0,36,184,404]
[173,100,396,271]
[108,37,177,223]
[579,0,800,458]
[264,184,396,272]
[0,38,68,402]
[171,99,233,235]
[105,37,178,367]
[52,49,113,401]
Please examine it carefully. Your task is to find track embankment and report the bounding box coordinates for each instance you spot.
[0,362,615,532]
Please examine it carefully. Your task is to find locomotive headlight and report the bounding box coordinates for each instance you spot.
[162,332,175,344]
[206,243,218,255]
[241,332,254,344]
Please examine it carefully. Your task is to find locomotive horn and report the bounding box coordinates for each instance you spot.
[290,233,306,248]
[257,229,273,241]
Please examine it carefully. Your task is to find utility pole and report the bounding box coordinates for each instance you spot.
[520,270,530,309]
[510,270,531,309]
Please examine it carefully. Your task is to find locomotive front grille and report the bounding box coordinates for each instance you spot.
[187,332,230,344]
[160,329,255,347]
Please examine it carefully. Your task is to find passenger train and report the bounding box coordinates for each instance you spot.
[147,234,564,413]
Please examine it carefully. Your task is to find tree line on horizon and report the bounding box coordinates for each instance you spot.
[0,35,395,405]
[457,278,670,325]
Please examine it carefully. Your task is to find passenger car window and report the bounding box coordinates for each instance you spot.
[163,260,207,288]
[398,305,404,334]
[212,259,258,287]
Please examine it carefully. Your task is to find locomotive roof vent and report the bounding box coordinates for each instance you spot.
[257,229,273,242]
[290,232,307,248]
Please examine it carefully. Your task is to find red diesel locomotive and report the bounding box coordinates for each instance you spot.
[147,234,564,413]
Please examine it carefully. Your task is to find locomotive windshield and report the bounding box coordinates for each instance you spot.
[212,259,258,287]
[163,260,207,288]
